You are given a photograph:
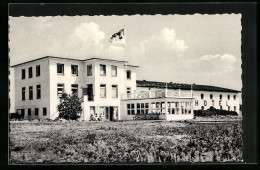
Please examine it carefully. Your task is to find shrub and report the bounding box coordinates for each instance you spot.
[57,93,83,120]
[194,107,238,117]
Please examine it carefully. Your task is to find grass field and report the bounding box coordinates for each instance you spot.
[9,117,243,164]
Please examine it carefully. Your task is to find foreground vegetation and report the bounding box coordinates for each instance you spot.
[10,118,243,164]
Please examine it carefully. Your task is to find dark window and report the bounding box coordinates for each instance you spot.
[234,106,236,112]
[28,108,31,116]
[201,106,204,110]
[233,95,236,100]
[228,106,230,111]
[100,84,106,98]
[87,65,92,76]
[227,95,230,100]
[111,65,117,77]
[57,63,64,74]
[29,86,33,100]
[36,65,40,77]
[71,65,78,76]
[35,108,39,116]
[22,69,25,79]
[112,85,118,98]
[127,87,131,94]
[220,94,222,100]
[201,94,204,99]
[210,94,213,99]
[71,84,78,94]
[57,84,64,97]
[43,108,47,116]
[126,70,131,79]
[100,65,106,76]
[28,67,33,78]
[36,85,41,99]
[22,87,26,100]
[220,106,222,110]
[127,87,131,98]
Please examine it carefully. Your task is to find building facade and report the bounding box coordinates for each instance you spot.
[136,81,241,116]
[11,56,241,121]
[12,56,137,120]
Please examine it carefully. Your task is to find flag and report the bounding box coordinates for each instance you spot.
[109,29,125,44]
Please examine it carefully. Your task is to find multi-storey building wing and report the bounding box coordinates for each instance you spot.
[11,56,241,121]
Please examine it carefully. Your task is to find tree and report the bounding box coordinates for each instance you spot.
[57,93,83,120]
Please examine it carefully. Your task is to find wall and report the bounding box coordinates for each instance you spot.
[82,59,137,121]
[192,90,240,114]
[49,58,85,119]
[120,97,194,121]
[136,87,241,115]
[14,58,50,119]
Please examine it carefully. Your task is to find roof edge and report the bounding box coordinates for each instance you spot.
[136,80,241,93]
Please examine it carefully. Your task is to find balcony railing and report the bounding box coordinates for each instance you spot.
[121,89,192,100]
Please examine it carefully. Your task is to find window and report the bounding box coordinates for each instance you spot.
[126,70,131,79]
[35,108,39,116]
[36,65,40,77]
[228,106,230,111]
[22,87,26,101]
[100,84,106,98]
[151,102,165,114]
[127,87,131,98]
[127,104,135,115]
[112,85,118,98]
[36,85,41,99]
[233,95,236,100]
[87,65,92,76]
[29,86,33,100]
[57,84,64,97]
[71,65,78,76]
[43,108,47,116]
[100,64,106,76]
[111,65,117,77]
[181,102,185,114]
[57,63,64,75]
[227,95,230,100]
[220,106,222,110]
[210,94,213,99]
[28,108,31,116]
[201,106,204,110]
[220,94,222,100]
[136,103,149,115]
[201,94,204,99]
[22,69,25,79]
[127,87,131,94]
[234,106,236,112]
[71,84,78,94]
[167,102,179,114]
[28,67,33,78]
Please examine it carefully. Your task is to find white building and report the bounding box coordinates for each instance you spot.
[135,80,241,116]
[11,56,241,121]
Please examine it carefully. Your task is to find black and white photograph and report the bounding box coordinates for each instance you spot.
[7,3,257,165]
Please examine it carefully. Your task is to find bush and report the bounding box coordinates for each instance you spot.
[194,107,238,117]
[57,93,83,120]
[9,112,24,120]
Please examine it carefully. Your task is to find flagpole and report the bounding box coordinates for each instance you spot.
[124,25,127,68]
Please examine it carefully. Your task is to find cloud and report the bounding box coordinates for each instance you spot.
[142,27,188,53]
[200,53,236,62]
[70,22,105,46]
[128,27,188,65]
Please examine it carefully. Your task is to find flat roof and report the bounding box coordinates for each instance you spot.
[136,80,241,93]
[10,56,139,67]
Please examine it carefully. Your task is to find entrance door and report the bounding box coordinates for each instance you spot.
[87,84,93,101]
[109,107,114,121]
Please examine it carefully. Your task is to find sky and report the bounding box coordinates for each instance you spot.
[9,14,242,91]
